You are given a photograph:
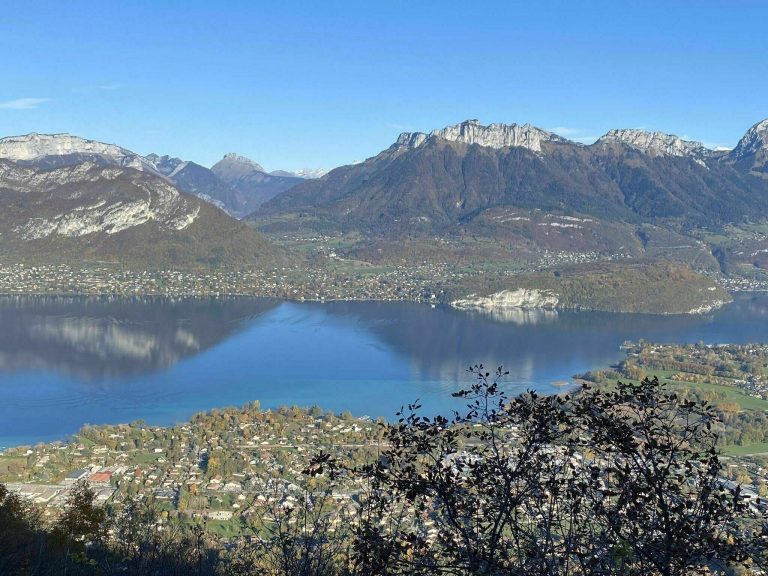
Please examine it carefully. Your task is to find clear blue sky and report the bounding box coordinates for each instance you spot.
[1,0,766,171]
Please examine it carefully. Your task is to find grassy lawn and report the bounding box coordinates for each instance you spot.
[209,493,235,510]
[636,367,768,411]
[723,442,768,456]
[642,369,680,379]
[205,519,243,538]
[75,436,96,448]
[674,381,768,411]
[132,452,161,464]
[596,369,768,456]
[0,457,26,478]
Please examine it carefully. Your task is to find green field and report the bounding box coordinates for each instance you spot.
[204,519,243,538]
[132,452,162,465]
[674,381,768,411]
[641,369,768,411]
[723,442,768,456]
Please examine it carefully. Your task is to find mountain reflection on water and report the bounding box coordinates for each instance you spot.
[3,293,768,447]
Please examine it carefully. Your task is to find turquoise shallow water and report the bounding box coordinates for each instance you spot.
[2,293,768,447]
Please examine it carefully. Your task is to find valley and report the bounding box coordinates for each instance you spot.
[6,334,768,541]
[4,5,767,574]
[1,118,768,315]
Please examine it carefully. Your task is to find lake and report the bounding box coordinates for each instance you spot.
[3,293,768,447]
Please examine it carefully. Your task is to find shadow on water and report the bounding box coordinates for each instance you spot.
[310,299,737,385]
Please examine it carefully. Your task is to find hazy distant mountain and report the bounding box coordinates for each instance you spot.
[212,153,265,178]
[145,153,237,213]
[145,151,304,217]
[270,167,329,179]
[0,134,308,219]
[143,153,185,176]
[0,158,284,269]
[252,118,768,239]
[211,153,303,215]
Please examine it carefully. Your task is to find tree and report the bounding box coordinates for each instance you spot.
[54,479,107,573]
[0,483,45,576]
[346,368,761,576]
[227,463,354,576]
[574,378,751,576]
[56,480,106,545]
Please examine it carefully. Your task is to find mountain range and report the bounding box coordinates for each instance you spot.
[0,133,324,218]
[0,146,285,269]
[1,118,767,309]
[254,118,768,236]
[209,153,304,216]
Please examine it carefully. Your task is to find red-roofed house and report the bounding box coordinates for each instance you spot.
[89,471,113,485]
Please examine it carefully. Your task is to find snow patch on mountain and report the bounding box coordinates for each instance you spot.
[144,154,186,176]
[273,167,328,179]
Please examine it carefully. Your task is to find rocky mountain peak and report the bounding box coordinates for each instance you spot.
[731,119,768,159]
[596,129,713,159]
[270,167,328,179]
[219,153,265,173]
[0,132,157,172]
[145,153,187,177]
[396,120,567,152]
[294,168,329,179]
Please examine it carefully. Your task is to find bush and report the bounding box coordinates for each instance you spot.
[2,369,765,575]
[340,369,765,576]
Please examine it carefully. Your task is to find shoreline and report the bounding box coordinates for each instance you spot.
[0,288,760,315]
[1,294,767,449]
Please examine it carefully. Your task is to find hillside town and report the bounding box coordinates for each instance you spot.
[0,249,622,304]
[0,262,441,303]
[4,363,768,540]
[0,402,384,535]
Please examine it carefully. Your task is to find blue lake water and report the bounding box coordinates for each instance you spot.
[2,293,768,447]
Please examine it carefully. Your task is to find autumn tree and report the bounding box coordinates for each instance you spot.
[341,368,762,576]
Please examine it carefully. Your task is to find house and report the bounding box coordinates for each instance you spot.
[62,469,89,485]
[89,471,113,485]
